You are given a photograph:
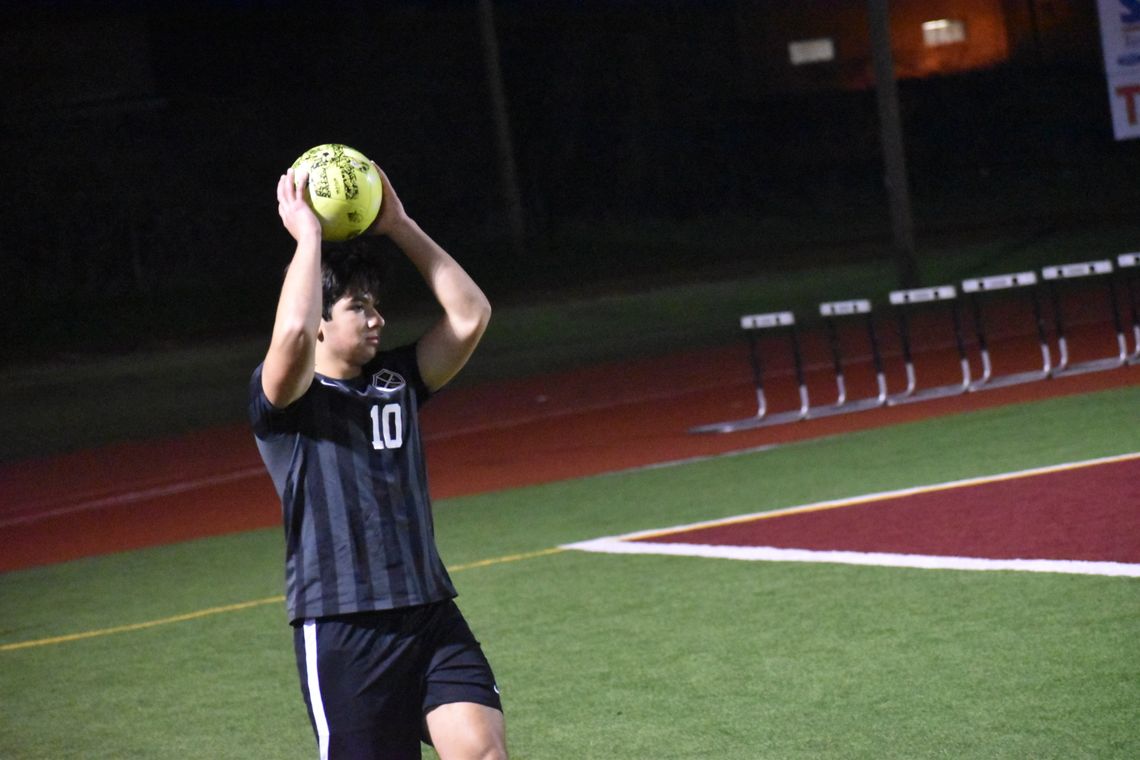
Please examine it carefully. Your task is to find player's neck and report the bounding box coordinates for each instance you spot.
[314,350,364,380]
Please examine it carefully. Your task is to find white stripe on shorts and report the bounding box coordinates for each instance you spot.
[303,619,331,760]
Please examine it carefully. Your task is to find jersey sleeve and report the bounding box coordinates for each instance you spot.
[248,363,303,438]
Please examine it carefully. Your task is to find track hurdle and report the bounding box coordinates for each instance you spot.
[886,285,971,406]
[962,271,1051,391]
[1118,253,1140,364]
[689,311,810,434]
[806,299,887,419]
[1043,259,1127,377]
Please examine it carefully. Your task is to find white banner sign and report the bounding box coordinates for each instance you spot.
[1098,0,1140,139]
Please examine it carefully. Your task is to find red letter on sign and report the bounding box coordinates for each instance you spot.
[1116,84,1140,124]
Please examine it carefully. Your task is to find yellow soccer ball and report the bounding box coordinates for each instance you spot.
[291,144,383,241]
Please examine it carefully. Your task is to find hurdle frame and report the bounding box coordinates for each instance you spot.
[962,271,1051,391]
[886,285,971,406]
[1118,253,1140,364]
[1043,259,1127,377]
[689,311,810,434]
[806,298,888,419]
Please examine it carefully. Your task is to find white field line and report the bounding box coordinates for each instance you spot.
[423,341,939,443]
[562,538,1140,578]
[0,360,832,529]
[3,367,726,526]
[4,326,1116,526]
[424,329,1106,442]
[561,451,1140,578]
[0,467,267,529]
[594,451,1140,542]
[424,379,721,441]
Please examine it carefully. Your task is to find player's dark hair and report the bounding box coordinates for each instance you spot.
[320,238,388,319]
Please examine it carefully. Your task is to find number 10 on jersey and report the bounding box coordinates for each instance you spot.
[370,403,404,450]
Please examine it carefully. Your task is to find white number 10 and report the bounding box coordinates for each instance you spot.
[370,403,404,450]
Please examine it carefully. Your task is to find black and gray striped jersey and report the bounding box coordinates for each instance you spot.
[249,343,457,624]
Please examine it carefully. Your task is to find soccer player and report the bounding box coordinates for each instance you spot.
[249,162,504,760]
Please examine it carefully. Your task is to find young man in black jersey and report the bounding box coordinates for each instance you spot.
[249,162,504,759]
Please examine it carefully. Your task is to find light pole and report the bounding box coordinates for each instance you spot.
[868,0,919,287]
[478,0,527,259]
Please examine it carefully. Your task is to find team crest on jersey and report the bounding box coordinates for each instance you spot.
[371,369,406,393]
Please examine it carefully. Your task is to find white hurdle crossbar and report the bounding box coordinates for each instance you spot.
[689,311,810,434]
[1118,253,1140,365]
[1043,259,1127,377]
[806,299,887,419]
[962,271,1051,391]
[886,285,971,406]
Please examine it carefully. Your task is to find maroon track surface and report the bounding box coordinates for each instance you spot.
[643,456,1140,563]
[1,327,1137,573]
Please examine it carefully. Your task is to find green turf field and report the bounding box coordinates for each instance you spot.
[3,385,1138,759]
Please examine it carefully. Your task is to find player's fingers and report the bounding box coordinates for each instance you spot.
[293,169,310,195]
[370,161,390,190]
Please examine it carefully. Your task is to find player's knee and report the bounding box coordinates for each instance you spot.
[436,737,507,760]
[470,740,507,760]
[463,728,507,760]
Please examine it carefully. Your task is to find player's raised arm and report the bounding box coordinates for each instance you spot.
[261,168,324,408]
[368,166,492,392]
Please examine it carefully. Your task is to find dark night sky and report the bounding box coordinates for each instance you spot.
[2,1,1137,354]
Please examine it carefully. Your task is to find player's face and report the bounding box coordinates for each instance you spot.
[322,290,385,367]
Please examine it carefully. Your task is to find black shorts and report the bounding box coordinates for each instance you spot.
[293,599,502,760]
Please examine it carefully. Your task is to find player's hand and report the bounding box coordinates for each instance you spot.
[277,168,322,242]
[366,163,409,237]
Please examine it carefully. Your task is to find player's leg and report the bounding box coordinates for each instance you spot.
[425,702,506,760]
[421,600,506,759]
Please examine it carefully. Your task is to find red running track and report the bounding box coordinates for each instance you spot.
[1,328,1137,572]
[643,456,1140,564]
